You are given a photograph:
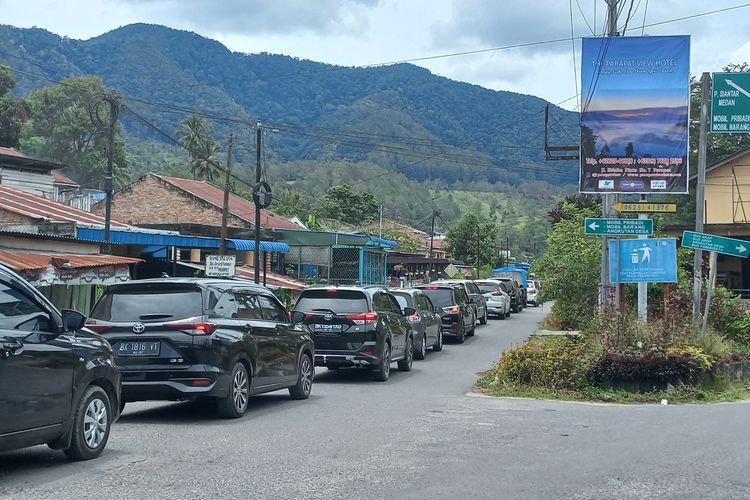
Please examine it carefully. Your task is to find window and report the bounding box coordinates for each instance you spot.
[388,295,402,313]
[257,295,288,322]
[91,288,203,322]
[234,293,263,320]
[295,290,369,315]
[0,283,52,332]
[420,289,454,308]
[209,289,237,319]
[417,294,432,311]
[455,289,468,304]
[373,293,394,313]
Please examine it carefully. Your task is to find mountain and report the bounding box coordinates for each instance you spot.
[0,23,579,186]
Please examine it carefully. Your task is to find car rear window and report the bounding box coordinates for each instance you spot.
[294,290,369,314]
[476,283,498,294]
[390,293,412,310]
[91,289,204,322]
[419,288,454,307]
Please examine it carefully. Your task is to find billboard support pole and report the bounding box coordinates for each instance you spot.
[692,72,711,322]
[637,199,648,323]
[702,251,718,335]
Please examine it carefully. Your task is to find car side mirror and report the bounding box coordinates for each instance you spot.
[62,309,87,332]
[434,306,443,314]
[402,307,416,317]
[290,311,306,324]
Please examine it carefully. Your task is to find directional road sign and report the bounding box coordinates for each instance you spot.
[681,230,750,258]
[584,218,653,235]
[609,238,677,283]
[711,72,750,133]
[612,202,677,213]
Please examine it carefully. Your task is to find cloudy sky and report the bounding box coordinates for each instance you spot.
[2,0,750,110]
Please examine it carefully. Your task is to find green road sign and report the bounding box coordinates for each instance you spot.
[584,218,653,235]
[711,72,750,133]
[682,230,750,257]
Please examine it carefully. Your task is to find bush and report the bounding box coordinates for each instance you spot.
[709,285,748,334]
[726,311,750,344]
[587,348,711,388]
[493,336,588,390]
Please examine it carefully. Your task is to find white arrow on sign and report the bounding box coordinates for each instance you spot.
[737,244,748,254]
[726,79,750,100]
[588,222,600,230]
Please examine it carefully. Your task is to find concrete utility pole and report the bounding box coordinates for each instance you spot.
[693,72,712,319]
[429,209,437,258]
[254,124,262,284]
[219,133,234,255]
[99,91,120,254]
[475,224,481,279]
[600,0,620,308]
[379,203,384,239]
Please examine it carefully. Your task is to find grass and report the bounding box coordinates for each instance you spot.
[475,373,750,404]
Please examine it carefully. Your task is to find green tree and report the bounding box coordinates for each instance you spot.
[272,188,310,219]
[20,75,130,187]
[176,115,222,181]
[533,203,600,329]
[446,212,498,267]
[315,184,379,225]
[0,65,24,148]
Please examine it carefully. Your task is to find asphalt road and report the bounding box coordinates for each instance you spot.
[3,304,750,499]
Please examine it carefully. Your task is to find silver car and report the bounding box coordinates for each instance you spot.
[474,280,511,320]
[391,289,443,359]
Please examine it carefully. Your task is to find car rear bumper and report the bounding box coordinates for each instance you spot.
[486,302,507,313]
[119,365,229,401]
[314,349,381,368]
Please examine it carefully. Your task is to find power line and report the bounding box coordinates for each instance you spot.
[641,0,650,35]
[574,0,596,34]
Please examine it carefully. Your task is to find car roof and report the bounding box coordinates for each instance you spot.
[390,288,419,295]
[105,277,271,293]
[300,285,382,295]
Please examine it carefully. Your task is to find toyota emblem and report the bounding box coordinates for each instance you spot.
[324,313,333,321]
[132,322,146,334]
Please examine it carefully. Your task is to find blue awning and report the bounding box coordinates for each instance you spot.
[368,236,399,248]
[76,228,290,252]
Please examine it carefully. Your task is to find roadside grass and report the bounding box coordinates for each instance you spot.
[475,372,750,404]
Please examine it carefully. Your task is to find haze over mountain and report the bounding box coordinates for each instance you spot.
[0,22,579,186]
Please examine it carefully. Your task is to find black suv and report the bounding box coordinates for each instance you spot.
[291,286,414,381]
[496,277,524,313]
[87,278,315,418]
[433,280,488,325]
[415,284,474,343]
[0,263,121,460]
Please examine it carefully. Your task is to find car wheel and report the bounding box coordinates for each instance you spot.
[456,322,465,344]
[468,315,476,337]
[398,337,413,372]
[433,328,443,351]
[373,342,391,381]
[218,362,250,418]
[480,309,488,325]
[63,385,112,461]
[414,334,427,360]
[119,398,126,415]
[289,353,314,400]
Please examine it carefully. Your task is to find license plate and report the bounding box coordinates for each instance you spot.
[312,323,343,333]
[116,341,161,356]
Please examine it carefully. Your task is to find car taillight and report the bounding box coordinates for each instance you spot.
[409,313,420,321]
[345,311,378,325]
[166,322,217,335]
[447,306,460,314]
[85,323,112,333]
[491,290,503,296]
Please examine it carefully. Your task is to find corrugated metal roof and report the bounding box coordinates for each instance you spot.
[155,175,303,231]
[0,250,142,271]
[0,147,30,159]
[77,227,290,252]
[0,184,128,227]
[235,265,308,291]
[51,169,79,186]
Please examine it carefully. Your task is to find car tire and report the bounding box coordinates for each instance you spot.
[217,362,250,419]
[289,353,314,400]
[63,385,112,461]
[398,337,413,372]
[499,309,506,320]
[414,334,427,360]
[373,342,391,381]
[468,315,476,337]
[456,322,465,344]
[119,398,126,415]
[480,309,488,325]
[433,328,443,351]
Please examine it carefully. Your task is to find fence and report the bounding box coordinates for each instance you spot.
[284,245,387,286]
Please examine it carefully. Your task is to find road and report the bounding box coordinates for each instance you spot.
[3,304,750,499]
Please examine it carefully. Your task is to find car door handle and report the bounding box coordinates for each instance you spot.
[1,338,24,358]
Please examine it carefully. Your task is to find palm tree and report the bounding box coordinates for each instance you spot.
[177,115,222,180]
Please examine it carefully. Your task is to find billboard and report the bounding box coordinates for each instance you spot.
[580,35,690,194]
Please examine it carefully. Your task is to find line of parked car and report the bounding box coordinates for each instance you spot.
[0,263,537,461]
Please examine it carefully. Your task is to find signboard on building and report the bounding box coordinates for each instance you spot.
[711,72,750,133]
[609,238,678,283]
[205,254,237,277]
[580,35,691,194]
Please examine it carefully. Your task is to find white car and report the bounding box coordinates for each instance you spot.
[474,280,511,320]
[526,282,539,307]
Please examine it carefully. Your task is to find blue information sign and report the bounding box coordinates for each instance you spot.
[609,238,678,283]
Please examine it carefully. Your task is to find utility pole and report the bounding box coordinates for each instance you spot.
[100,91,120,254]
[693,72,712,320]
[475,224,481,279]
[254,123,262,284]
[429,210,437,258]
[600,0,620,308]
[219,133,234,255]
[379,203,384,239]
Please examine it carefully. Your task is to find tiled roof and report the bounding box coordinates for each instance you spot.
[0,249,141,271]
[51,169,79,186]
[0,184,128,227]
[155,175,303,231]
[0,147,30,159]
[235,265,308,291]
